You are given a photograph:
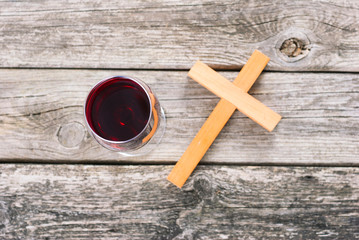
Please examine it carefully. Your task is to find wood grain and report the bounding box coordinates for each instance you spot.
[0,164,357,239]
[0,69,358,165]
[188,60,281,131]
[168,50,270,188]
[1,0,359,71]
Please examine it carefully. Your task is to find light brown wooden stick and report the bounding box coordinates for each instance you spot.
[188,61,281,132]
[167,50,271,188]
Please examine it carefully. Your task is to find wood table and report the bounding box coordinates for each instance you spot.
[0,1,358,239]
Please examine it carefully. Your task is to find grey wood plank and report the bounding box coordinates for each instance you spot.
[0,164,357,239]
[1,0,359,71]
[0,69,358,165]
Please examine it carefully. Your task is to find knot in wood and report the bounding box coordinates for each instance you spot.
[275,29,312,63]
[280,38,307,58]
[57,122,85,148]
[193,175,213,199]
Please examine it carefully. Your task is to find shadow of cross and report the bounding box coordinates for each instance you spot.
[168,50,282,188]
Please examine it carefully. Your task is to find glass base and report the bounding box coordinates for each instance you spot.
[117,107,166,157]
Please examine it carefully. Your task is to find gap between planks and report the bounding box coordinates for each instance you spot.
[2,67,359,74]
[0,161,358,168]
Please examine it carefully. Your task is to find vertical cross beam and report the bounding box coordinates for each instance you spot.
[168,50,281,188]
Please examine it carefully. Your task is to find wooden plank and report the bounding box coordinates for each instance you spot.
[1,0,359,71]
[0,164,357,239]
[0,69,358,164]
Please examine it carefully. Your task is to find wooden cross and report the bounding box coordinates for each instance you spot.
[167,50,281,188]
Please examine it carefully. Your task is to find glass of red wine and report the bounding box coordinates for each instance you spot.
[84,76,165,156]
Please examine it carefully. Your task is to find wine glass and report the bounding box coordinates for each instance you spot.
[84,76,166,156]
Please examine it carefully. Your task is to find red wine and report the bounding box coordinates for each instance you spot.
[85,76,151,141]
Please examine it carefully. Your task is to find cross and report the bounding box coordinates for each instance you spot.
[167,50,281,188]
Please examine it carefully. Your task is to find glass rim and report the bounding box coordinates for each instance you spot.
[83,75,153,144]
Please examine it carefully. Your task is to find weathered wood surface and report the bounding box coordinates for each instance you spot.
[0,164,357,239]
[1,0,358,238]
[1,0,359,71]
[0,69,358,164]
